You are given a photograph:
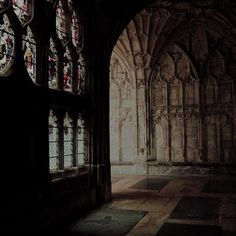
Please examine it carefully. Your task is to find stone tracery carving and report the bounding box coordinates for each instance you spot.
[110,1,236,168]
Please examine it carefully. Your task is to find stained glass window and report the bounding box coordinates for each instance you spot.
[48,0,88,176]
[77,115,85,166]
[63,113,74,169]
[49,110,59,173]
[71,10,81,48]
[12,0,32,26]
[77,53,86,94]
[56,0,68,43]
[48,38,58,89]
[0,14,15,76]
[23,27,36,82]
[49,0,86,94]
[63,47,73,91]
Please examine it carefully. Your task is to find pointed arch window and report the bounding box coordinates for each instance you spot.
[0,0,90,178]
[48,109,87,175]
[47,0,89,178]
[49,0,86,95]
[0,1,37,81]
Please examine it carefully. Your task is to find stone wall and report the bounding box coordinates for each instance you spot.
[110,0,236,175]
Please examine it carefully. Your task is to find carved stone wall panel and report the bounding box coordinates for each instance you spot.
[110,4,236,169]
[204,79,216,105]
[154,123,168,162]
[222,121,233,162]
[137,86,145,106]
[185,83,194,105]
[209,50,225,78]
[137,106,146,153]
[121,87,132,107]
[205,123,218,162]
[160,54,175,81]
[110,53,137,164]
[190,27,208,66]
[110,89,119,107]
[110,126,120,162]
[185,82,199,105]
[174,49,191,81]
[186,119,199,162]
[170,117,184,162]
[169,82,182,106]
[153,83,167,107]
[220,82,232,104]
[121,125,136,162]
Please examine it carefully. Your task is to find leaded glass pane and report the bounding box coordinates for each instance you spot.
[71,10,81,48]
[49,110,59,173]
[77,53,86,95]
[77,115,85,165]
[63,47,73,91]
[23,27,36,82]
[12,0,31,26]
[48,38,58,89]
[56,0,68,43]
[64,113,73,169]
[0,14,15,75]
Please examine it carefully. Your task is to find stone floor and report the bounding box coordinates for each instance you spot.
[66,175,236,235]
[110,175,236,236]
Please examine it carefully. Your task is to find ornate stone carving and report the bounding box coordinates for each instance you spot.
[110,1,236,167]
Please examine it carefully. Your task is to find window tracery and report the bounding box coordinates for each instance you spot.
[49,109,87,174]
[51,0,86,94]
[0,0,89,177]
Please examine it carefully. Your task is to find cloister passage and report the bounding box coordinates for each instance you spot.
[109,1,236,177]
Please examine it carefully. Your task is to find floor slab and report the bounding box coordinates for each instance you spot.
[169,196,220,221]
[202,180,236,193]
[156,223,222,236]
[129,178,170,191]
[68,207,147,236]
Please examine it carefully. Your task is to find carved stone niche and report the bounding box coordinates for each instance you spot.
[185,81,199,105]
[169,78,182,106]
[204,115,218,162]
[209,50,225,79]
[170,116,184,162]
[153,116,169,162]
[221,116,234,162]
[160,53,175,82]
[152,78,167,107]
[204,75,217,105]
[186,116,199,162]
[220,79,233,104]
